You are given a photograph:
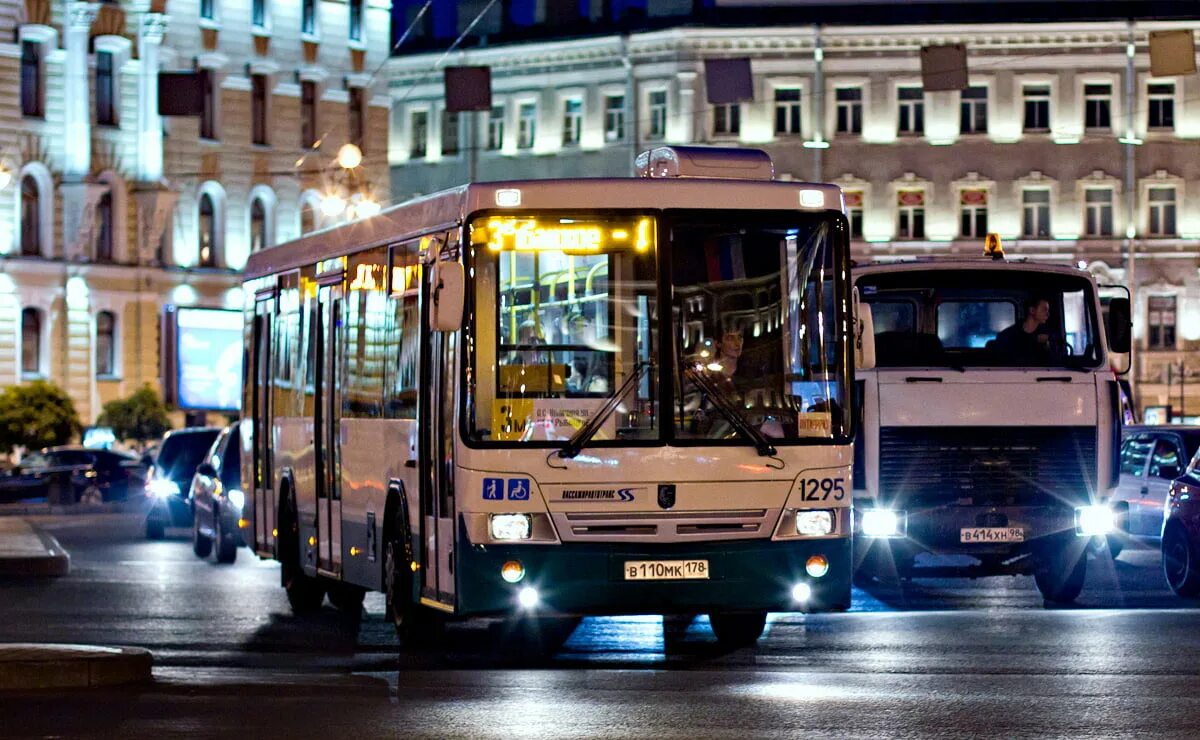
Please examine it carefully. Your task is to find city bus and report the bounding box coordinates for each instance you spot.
[239,146,856,646]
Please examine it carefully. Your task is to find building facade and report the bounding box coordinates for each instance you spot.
[388,19,1200,421]
[0,0,391,425]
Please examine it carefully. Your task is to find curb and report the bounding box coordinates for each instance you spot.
[0,645,153,691]
[0,522,70,577]
[0,500,147,517]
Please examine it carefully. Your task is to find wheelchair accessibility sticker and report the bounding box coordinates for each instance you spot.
[507,479,531,501]
[482,477,532,501]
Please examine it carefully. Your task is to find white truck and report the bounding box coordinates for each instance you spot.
[852,251,1132,603]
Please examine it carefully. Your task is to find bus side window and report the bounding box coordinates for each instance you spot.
[384,242,420,420]
[343,247,388,419]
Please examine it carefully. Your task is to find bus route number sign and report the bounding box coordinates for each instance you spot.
[624,559,710,581]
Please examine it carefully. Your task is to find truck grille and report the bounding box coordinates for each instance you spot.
[878,426,1096,507]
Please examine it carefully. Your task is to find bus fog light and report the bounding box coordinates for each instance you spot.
[1076,505,1115,536]
[490,513,532,541]
[805,555,830,578]
[794,510,834,536]
[861,509,904,538]
[501,560,526,583]
[518,586,539,609]
[791,582,813,603]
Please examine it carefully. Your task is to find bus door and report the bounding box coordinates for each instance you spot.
[314,280,344,577]
[419,243,457,606]
[251,295,274,557]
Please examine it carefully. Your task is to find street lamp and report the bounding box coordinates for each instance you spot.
[318,143,380,225]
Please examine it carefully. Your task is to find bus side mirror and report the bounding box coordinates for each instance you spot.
[855,292,876,371]
[430,261,465,332]
[1106,297,1131,354]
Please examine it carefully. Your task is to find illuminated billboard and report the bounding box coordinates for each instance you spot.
[172,308,243,412]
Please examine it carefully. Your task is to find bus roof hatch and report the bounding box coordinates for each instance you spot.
[634,146,774,181]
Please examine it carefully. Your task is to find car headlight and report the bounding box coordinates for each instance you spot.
[490,513,532,541]
[1075,505,1115,537]
[794,510,835,536]
[227,489,245,510]
[860,509,905,538]
[148,479,181,499]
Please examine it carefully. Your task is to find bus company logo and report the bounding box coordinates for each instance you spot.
[557,488,641,503]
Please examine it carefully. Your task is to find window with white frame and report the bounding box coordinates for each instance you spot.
[1084,188,1113,236]
[897,87,924,135]
[252,0,267,29]
[1084,83,1112,131]
[845,191,864,239]
[200,68,218,140]
[1147,295,1176,350]
[562,98,582,147]
[301,0,316,35]
[604,94,626,142]
[835,87,862,134]
[96,311,116,377]
[1023,85,1050,132]
[21,308,41,377]
[960,86,987,134]
[712,103,739,136]
[1148,83,1175,130]
[1148,186,1177,236]
[487,105,505,150]
[198,193,218,267]
[647,90,667,140]
[349,0,363,43]
[96,51,118,126]
[300,80,317,149]
[1022,189,1051,238]
[250,197,268,253]
[517,102,537,149]
[21,41,44,118]
[441,110,459,156]
[95,191,114,262]
[20,174,43,257]
[897,190,925,239]
[959,190,988,238]
[409,110,428,158]
[200,0,216,21]
[774,87,801,135]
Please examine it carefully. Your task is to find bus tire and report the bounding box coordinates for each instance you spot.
[708,611,767,646]
[328,582,366,615]
[192,513,213,558]
[279,487,325,614]
[214,509,238,564]
[384,533,440,646]
[1162,523,1200,597]
[1034,546,1086,605]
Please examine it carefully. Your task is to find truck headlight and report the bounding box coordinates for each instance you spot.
[794,510,835,536]
[860,509,905,538]
[1075,505,1115,537]
[490,513,532,541]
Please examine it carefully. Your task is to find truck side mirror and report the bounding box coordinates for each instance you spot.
[429,261,465,332]
[855,290,876,371]
[1106,297,1131,354]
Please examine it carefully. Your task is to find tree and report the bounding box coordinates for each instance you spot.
[0,381,82,455]
[97,385,172,446]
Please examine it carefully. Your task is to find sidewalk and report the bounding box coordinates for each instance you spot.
[0,518,70,577]
[0,644,152,690]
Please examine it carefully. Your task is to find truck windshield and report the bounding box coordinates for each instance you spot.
[859,268,1104,369]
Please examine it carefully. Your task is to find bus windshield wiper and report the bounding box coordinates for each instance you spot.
[683,366,778,457]
[559,362,652,460]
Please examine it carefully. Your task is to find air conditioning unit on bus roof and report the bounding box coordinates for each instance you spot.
[634,146,774,181]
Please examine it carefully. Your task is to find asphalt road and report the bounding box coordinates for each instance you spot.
[2,513,1199,738]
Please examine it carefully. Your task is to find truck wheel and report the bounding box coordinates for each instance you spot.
[192,514,213,558]
[1034,547,1086,604]
[708,611,767,646]
[1162,523,1200,597]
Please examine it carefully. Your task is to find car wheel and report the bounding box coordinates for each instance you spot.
[192,513,213,558]
[1162,523,1200,597]
[214,510,238,565]
[77,485,103,506]
[708,611,767,646]
[1034,546,1087,605]
[145,518,165,541]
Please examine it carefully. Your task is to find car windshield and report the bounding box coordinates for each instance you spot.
[157,431,220,480]
[46,451,93,467]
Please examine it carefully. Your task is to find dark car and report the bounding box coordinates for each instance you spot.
[0,447,144,505]
[1161,431,1200,596]
[144,427,222,540]
[1113,426,1200,557]
[189,423,245,564]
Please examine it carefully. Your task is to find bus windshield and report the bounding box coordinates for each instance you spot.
[464,210,850,447]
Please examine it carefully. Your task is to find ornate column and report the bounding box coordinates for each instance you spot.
[675,71,698,143]
[64,2,98,177]
[137,12,168,182]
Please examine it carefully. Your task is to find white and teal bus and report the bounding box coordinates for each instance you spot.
[240,147,855,646]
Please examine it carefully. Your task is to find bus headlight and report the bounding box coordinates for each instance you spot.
[490,514,532,541]
[860,509,905,538]
[794,510,835,536]
[1075,505,1115,537]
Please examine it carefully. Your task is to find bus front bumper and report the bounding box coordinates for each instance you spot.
[455,537,851,617]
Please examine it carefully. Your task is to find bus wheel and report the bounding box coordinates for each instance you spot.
[328,582,366,615]
[280,494,325,614]
[1034,546,1086,605]
[384,537,439,646]
[708,611,767,646]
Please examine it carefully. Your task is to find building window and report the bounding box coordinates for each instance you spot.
[562,99,582,147]
[96,51,117,126]
[96,311,116,377]
[1147,296,1176,350]
[647,90,667,140]
[713,103,740,136]
[1022,189,1051,238]
[301,0,316,35]
[252,0,266,29]
[604,94,626,142]
[774,87,802,135]
[960,86,987,134]
[348,0,363,43]
[300,81,317,149]
[200,69,217,140]
[845,191,864,239]
[21,308,41,377]
[251,74,269,146]
[198,193,217,267]
[517,102,537,150]
[1148,186,1177,237]
[1023,85,1051,132]
[250,197,267,253]
[441,110,459,156]
[835,87,862,135]
[200,0,215,21]
[897,87,924,135]
[349,87,365,153]
[1084,83,1112,131]
[1084,188,1113,236]
[409,110,428,159]
[21,41,44,118]
[20,175,42,257]
[487,105,505,151]
[95,191,114,262]
[1148,83,1175,130]
[959,189,988,238]
[897,190,925,239]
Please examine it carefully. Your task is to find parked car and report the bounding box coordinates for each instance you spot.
[1162,439,1200,596]
[0,447,144,505]
[144,427,222,540]
[1111,426,1200,557]
[189,423,245,564]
